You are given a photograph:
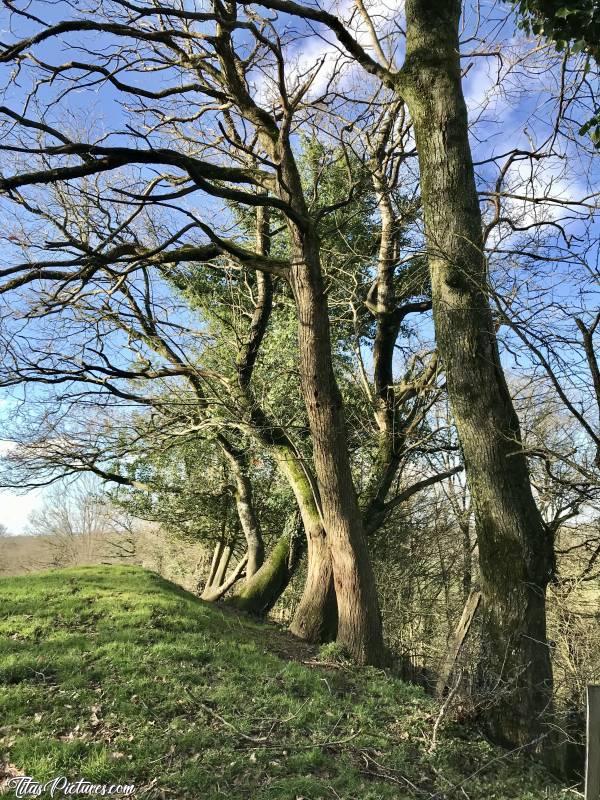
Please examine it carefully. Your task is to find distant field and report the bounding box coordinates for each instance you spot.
[1,533,110,575]
[0,531,142,577]
[0,530,208,593]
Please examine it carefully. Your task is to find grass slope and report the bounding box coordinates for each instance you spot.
[0,566,562,799]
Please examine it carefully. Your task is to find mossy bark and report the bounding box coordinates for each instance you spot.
[229,532,293,614]
[398,0,554,746]
[277,452,337,643]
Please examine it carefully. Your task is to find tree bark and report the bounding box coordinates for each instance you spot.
[227,158,380,656]
[287,222,384,665]
[229,530,295,614]
[274,452,337,643]
[398,0,554,746]
[461,521,472,603]
[233,205,337,638]
[218,436,264,578]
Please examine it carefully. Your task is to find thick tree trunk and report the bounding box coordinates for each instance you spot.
[275,452,337,643]
[398,0,554,746]
[207,49,384,657]
[288,226,384,665]
[235,331,338,635]
[229,531,295,614]
[290,522,337,642]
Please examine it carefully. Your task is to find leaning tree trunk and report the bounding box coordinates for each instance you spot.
[229,527,299,614]
[398,0,554,746]
[209,21,384,660]
[203,541,225,593]
[235,321,338,637]
[233,206,337,640]
[202,553,248,602]
[288,223,384,665]
[211,544,232,590]
[231,200,362,649]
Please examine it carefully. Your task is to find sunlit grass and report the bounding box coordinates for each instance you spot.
[0,566,562,799]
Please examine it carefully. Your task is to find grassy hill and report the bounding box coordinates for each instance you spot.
[0,566,564,799]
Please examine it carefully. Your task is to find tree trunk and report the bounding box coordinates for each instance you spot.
[461,521,472,603]
[274,452,337,643]
[218,436,264,579]
[202,553,248,602]
[288,224,384,665]
[232,205,337,637]
[233,375,339,638]
[229,530,295,614]
[290,521,337,643]
[204,541,224,591]
[399,0,554,746]
[211,544,232,589]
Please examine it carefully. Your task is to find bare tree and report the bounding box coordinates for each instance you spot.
[222,0,597,746]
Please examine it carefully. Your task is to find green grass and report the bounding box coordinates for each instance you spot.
[0,566,564,799]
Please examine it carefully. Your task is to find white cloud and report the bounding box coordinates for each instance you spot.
[0,440,44,534]
[505,156,590,226]
[0,489,42,535]
[249,0,405,105]
[464,57,510,120]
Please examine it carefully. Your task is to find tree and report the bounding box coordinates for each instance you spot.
[225,0,570,747]
[508,1,600,61]
[26,476,109,567]
[398,1,554,749]
[506,0,600,144]
[0,10,386,660]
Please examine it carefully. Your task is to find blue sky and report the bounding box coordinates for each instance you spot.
[0,0,598,532]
